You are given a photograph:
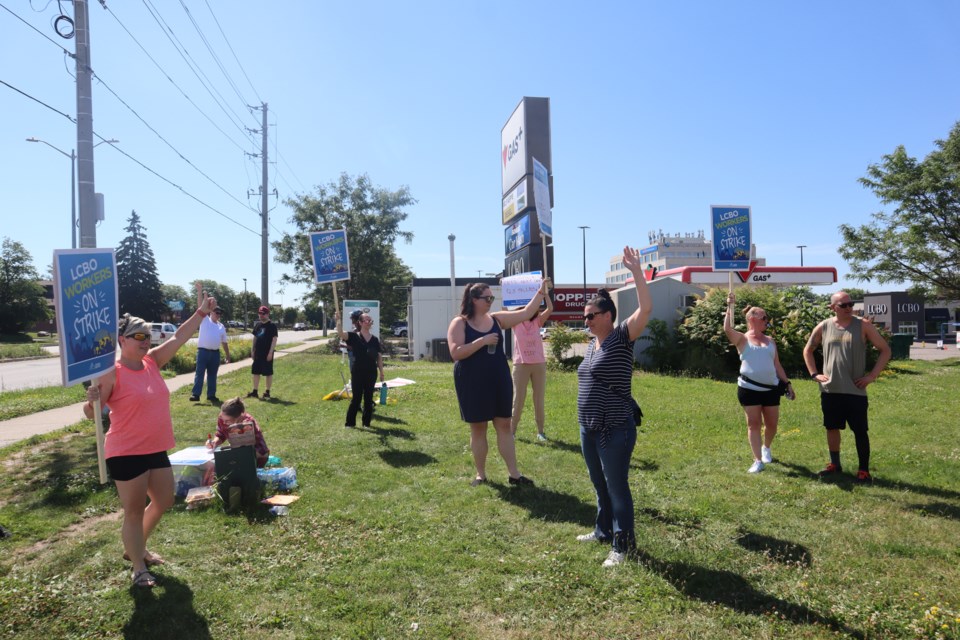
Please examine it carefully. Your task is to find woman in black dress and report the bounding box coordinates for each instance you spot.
[447,278,550,486]
[336,312,385,428]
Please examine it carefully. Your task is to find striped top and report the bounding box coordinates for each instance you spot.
[577,322,636,433]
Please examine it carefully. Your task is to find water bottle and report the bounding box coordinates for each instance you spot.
[268,505,289,516]
[379,383,388,405]
[486,340,496,354]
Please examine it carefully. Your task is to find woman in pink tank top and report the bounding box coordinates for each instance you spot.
[510,281,553,440]
[85,294,218,588]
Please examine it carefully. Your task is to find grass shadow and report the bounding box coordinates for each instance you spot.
[635,550,863,639]
[35,444,112,508]
[541,438,583,455]
[257,397,295,407]
[776,461,854,492]
[370,414,409,426]
[125,573,211,639]
[637,506,702,530]
[735,530,811,566]
[905,501,960,521]
[491,482,596,525]
[378,449,437,468]
[631,459,659,472]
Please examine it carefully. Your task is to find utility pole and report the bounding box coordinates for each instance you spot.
[75,0,97,248]
[260,103,269,306]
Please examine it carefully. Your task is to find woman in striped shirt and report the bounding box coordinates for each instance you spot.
[575,246,652,567]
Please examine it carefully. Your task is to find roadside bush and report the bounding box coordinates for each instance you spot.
[676,286,833,379]
[546,324,588,370]
[637,318,683,373]
[164,337,252,375]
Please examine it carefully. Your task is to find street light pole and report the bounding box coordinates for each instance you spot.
[242,278,248,328]
[27,138,76,249]
[27,136,119,249]
[579,226,590,311]
[448,234,457,320]
[796,245,807,267]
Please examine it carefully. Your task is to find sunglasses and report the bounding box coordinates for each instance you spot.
[754,315,768,322]
[361,318,373,323]
[475,295,495,303]
[583,311,608,321]
[125,332,150,341]
[836,302,855,309]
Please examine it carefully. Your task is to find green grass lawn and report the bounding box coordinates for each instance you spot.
[1,351,959,639]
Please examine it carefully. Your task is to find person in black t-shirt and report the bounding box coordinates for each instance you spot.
[247,305,278,400]
[336,312,385,427]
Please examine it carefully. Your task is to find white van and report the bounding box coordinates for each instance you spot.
[150,322,177,346]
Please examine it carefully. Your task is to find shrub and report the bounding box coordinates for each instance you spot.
[164,337,252,375]
[546,324,588,369]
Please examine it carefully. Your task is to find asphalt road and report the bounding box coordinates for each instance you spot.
[0,329,329,392]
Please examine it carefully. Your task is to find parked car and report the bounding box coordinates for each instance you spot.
[392,321,408,337]
[293,322,307,331]
[150,322,177,346]
[539,327,550,339]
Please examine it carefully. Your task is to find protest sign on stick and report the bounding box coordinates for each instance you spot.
[53,249,118,483]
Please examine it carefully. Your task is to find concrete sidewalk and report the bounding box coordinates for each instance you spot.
[0,341,324,449]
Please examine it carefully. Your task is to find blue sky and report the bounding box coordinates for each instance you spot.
[3,1,959,309]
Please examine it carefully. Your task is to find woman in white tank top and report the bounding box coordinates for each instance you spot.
[723,293,794,473]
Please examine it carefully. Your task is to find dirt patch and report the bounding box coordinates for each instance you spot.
[28,510,121,556]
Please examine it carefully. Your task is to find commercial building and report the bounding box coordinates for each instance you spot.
[861,291,960,343]
[606,229,764,285]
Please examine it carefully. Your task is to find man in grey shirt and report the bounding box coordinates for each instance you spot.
[803,291,891,483]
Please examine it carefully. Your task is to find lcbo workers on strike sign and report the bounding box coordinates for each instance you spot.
[53,249,119,386]
[710,205,752,271]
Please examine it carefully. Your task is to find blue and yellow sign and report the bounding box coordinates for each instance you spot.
[53,249,119,386]
[309,229,351,283]
[711,205,752,271]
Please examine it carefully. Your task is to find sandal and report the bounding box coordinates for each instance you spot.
[470,477,487,487]
[132,569,157,589]
[123,551,166,567]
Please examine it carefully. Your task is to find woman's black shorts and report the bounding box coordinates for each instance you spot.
[737,385,781,407]
[106,451,171,482]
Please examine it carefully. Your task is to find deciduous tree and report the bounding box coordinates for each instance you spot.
[274,173,415,327]
[0,238,49,334]
[840,121,960,300]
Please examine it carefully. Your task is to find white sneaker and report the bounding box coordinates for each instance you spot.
[761,446,773,464]
[576,531,600,542]
[748,460,765,473]
[536,433,548,442]
[602,550,627,567]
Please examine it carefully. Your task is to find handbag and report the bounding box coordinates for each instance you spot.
[739,374,789,397]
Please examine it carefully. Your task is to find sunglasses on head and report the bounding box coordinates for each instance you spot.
[583,310,608,321]
[125,332,150,341]
[475,295,495,303]
[836,302,855,309]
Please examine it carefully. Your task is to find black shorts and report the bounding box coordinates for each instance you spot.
[106,451,171,482]
[251,358,274,376]
[737,386,781,407]
[820,393,868,432]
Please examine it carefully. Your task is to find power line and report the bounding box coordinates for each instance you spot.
[0,76,75,122]
[102,3,254,154]
[139,0,257,141]
[93,71,261,216]
[1,76,260,235]
[0,0,74,57]
[176,0,251,112]
[202,0,262,105]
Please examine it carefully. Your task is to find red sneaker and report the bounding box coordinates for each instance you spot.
[855,470,873,483]
[818,463,842,477]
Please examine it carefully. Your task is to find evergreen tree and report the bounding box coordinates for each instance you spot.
[0,237,49,334]
[116,211,167,320]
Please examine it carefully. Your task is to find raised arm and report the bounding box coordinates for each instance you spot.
[723,292,746,351]
[334,312,349,341]
[492,277,550,330]
[538,283,554,326]
[621,247,653,341]
[151,295,217,368]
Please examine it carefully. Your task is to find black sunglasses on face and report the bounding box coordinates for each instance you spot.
[475,295,495,303]
[124,332,150,341]
[836,302,855,309]
[583,311,608,321]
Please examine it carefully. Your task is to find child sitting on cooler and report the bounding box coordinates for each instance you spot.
[207,396,270,468]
